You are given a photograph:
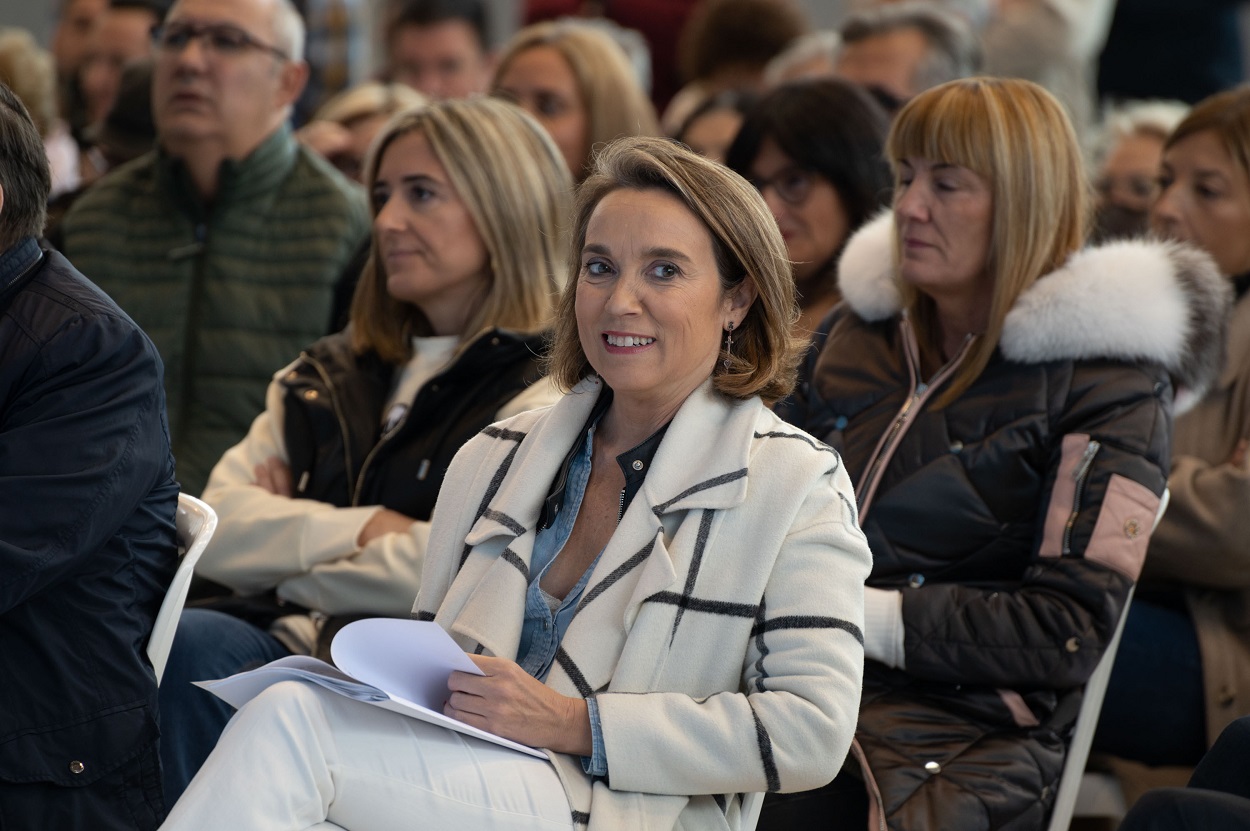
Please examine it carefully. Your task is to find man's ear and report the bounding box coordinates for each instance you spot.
[278,59,311,108]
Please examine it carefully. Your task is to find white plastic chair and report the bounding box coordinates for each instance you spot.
[148,493,218,684]
[1046,488,1169,831]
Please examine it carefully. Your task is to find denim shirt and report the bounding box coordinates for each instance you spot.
[517,426,610,775]
[515,406,668,778]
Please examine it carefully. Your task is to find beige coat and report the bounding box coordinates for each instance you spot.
[414,378,872,830]
[1145,291,1250,743]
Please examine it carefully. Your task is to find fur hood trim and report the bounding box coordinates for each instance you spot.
[837,212,1231,404]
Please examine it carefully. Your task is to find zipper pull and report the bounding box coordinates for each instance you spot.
[416,459,431,481]
[1072,440,1101,481]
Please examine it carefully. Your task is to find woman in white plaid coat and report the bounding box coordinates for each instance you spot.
[161,136,871,831]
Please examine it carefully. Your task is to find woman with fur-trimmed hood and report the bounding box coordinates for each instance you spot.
[764,78,1229,830]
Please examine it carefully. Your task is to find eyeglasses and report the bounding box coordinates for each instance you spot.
[152,22,288,61]
[750,166,815,206]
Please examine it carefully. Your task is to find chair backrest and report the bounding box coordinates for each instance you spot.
[148,493,218,684]
[1046,487,1168,831]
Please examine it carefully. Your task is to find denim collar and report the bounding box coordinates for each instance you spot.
[0,237,43,303]
[538,384,670,529]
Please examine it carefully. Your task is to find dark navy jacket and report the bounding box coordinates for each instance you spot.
[0,239,178,820]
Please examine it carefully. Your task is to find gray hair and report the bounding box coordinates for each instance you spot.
[271,0,305,62]
[763,29,840,86]
[841,1,981,94]
[1091,99,1190,167]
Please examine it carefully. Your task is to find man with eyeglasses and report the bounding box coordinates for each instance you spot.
[59,0,370,499]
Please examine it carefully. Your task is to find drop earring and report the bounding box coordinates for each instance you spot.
[723,321,734,371]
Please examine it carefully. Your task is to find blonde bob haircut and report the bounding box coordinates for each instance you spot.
[493,21,660,180]
[886,77,1090,407]
[546,136,802,405]
[350,97,573,363]
[1165,85,1250,184]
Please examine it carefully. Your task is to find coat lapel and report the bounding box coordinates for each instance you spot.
[549,383,762,695]
[440,380,606,658]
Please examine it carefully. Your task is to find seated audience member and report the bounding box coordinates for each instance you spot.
[159,135,872,831]
[59,0,371,496]
[976,0,1117,140]
[1117,716,1250,830]
[298,80,426,181]
[1095,85,1250,768]
[835,1,981,112]
[46,59,158,239]
[524,0,699,112]
[383,0,493,100]
[763,29,840,86]
[662,0,808,133]
[771,77,1226,829]
[77,0,164,130]
[1089,99,1189,242]
[51,0,108,143]
[159,96,571,802]
[0,28,76,197]
[492,20,659,182]
[672,88,757,165]
[0,81,178,830]
[725,78,892,338]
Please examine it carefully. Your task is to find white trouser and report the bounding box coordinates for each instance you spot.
[160,681,574,831]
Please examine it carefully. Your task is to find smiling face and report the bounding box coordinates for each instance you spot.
[1151,129,1250,277]
[371,130,490,336]
[894,156,994,305]
[575,188,755,418]
[749,137,850,285]
[152,0,304,159]
[494,45,589,178]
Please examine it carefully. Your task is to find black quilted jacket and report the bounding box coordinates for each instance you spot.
[784,214,1229,830]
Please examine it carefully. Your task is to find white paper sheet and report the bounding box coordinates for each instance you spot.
[195,619,549,760]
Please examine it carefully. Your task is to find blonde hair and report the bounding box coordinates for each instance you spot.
[546,136,802,405]
[313,81,427,128]
[0,29,56,137]
[351,97,573,363]
[886,77,1090,406]
[493,21,659,179]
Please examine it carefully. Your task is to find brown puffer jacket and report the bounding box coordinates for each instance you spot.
[785,214,1229,830]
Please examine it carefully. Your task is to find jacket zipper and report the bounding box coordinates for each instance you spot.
[300,352,356,502]
[1061,440,1101,555]
[856,319,976,521]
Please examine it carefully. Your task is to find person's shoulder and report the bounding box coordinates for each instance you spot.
[7,252,155,358]
[747,403,840,465]
[288,143,369,211]
[60,153,161,239]
[1002,236,1228,401]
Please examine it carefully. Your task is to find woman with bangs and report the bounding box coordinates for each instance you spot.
[158,97,572,802]
[768,78,1229,829]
